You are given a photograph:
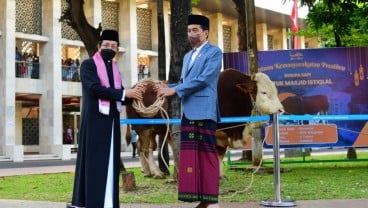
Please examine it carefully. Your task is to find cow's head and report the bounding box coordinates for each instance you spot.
[235,73,284,146]
[236,72,284,115]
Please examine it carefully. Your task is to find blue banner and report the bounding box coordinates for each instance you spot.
[224,47,368,148]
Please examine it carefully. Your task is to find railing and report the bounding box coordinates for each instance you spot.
[15,61,81,82]
[15,61,39,79]
[62,65,80,82]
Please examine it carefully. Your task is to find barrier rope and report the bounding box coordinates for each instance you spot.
[221,137,267,200]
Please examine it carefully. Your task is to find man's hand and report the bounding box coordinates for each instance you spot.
[156,84,176,97]
[125,83,146,100]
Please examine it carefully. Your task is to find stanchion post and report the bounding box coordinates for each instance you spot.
[261,113,296,207]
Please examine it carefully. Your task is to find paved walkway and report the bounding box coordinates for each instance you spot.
[1,151,367,208]
[0,199,367,208]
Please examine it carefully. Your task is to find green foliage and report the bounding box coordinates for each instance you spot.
[192,0,201,5]
[302,0,368,47]
[192,0,219,6]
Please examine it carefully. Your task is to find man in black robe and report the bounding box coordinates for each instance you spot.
[69,30,145,208]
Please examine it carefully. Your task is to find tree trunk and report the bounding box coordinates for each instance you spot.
[245,0,258,74]
[232,0,262,166]
[157,0,166,80]
[232,0,247,51]
[347,147,357,159]
[121,171,137,192]
[233,0,250,162]
[168,0,192,83]
[168,0,192,180]
[334,30,342,47]
[60,0,101,56]
[156,0,170,175]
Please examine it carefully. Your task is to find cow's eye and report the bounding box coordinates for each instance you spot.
[261,91,267,95]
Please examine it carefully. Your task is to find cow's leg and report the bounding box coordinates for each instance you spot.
[216,131,229,179]
[138,129,155,177]
[141,134,164,178]
[146,148,165,178]
[218,153,227,179]
[139,153,151,177]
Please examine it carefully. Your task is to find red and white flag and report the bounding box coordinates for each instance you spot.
[291,0,299,48]
[291,0,298,32]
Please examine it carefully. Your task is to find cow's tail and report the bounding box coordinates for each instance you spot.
[125,124,132,145]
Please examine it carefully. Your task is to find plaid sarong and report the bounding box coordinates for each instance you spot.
[178,115,219,203]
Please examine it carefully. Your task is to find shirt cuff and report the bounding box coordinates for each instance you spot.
[121,89,126,101]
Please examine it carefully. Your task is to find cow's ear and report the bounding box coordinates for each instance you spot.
[236,81,257,94]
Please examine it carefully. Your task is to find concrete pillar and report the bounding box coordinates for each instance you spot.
[120,0,138,87]
[230,20,239,52]
[147,3,159,80]
[256,23,267,51]
[15,102,23,145]
[148,1,170,80]
[85,0,102,28]
[0,0,24,161]
[151,3,158,52]
[163,1,170,79]
[282,28,288,49]
[39,0,70,160]
[300,36,305,49]
[208,13,224,52]
[119,0,138,151]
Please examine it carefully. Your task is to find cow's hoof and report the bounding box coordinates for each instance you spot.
[166,178,177,183]
[219,175,228,180]
[153,174,165,179]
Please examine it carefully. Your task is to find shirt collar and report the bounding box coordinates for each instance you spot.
[193,41,208,52]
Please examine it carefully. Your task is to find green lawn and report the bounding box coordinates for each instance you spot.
[0,152,367,203]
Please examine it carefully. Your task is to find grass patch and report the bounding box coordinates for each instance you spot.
[0,153,367,203]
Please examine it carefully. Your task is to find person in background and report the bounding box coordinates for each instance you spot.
[15,47,22,77]
[69,29,146,208]
[131,127,138,158]
[156,14,222,208]
[64,125,73,144]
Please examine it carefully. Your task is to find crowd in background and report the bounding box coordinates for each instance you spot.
[15,47,39,78]
[14,47,81,82]
[62,58,80,82]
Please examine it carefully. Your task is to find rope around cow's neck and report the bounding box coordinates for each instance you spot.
[132,78,172,177]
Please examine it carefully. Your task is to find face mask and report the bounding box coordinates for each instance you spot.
[188,33,201,46]
[100,49,116,61]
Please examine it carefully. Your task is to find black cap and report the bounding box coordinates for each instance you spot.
[187,14,210,30]
[99,29,119,45]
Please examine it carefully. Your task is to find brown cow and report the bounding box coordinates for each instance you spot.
[282,95,329,115]
[281,94,329,124]
[216,69,284,177]
[125,80,175,179]
[126,69,284,179]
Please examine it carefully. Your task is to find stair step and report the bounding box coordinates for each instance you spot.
[0,155,12,162]
[24,154,61,161]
